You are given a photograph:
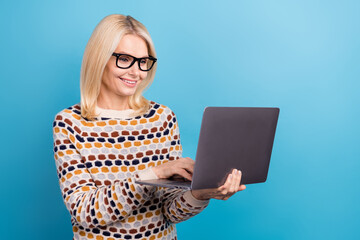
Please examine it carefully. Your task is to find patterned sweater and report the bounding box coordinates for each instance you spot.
[52,101,209,240]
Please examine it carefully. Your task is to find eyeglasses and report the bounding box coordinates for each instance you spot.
[112,53,157,72]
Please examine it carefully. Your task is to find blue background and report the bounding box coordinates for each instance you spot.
[1,0,359,239]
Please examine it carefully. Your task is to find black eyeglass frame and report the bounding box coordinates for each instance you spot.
[112,53,157,72]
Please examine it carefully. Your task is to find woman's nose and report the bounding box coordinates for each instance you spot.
[128,62,140,76]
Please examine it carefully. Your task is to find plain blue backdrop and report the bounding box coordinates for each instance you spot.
[1,0,359,239]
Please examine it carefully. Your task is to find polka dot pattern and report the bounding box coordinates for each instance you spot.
[53,101,207,240]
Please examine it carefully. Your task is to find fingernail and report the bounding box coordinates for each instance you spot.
[229,174,233,180]
[238,170,241,175]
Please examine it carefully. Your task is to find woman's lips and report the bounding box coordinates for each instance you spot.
[119,78,137,87]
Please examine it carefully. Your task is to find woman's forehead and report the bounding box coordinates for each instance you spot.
[115,34,148,57]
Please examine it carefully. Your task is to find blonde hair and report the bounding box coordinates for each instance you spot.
[80,14,157,120]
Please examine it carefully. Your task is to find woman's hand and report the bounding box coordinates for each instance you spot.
[152,157,195,181]
[191,169,246,201]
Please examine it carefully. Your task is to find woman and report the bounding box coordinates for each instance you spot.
[53,14,246,240]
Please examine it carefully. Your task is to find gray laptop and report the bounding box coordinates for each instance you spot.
[135,107,280,190]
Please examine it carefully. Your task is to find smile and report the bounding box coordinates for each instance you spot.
[120,78,137,87]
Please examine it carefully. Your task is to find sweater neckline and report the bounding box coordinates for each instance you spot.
[95,105,136,119]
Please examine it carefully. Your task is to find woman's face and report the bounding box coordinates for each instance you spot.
[100,34,149,104]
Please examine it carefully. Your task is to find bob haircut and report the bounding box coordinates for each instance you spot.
[80,14,157,120]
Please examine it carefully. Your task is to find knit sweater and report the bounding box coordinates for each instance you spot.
[52,101,209,240]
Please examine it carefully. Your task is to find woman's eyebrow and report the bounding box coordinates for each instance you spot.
[117,51,149,58]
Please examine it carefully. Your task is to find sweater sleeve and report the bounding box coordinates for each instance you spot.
[161,111,209,223]
[53,113,156,229]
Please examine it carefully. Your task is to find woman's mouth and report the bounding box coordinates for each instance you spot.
[120,78,137,87]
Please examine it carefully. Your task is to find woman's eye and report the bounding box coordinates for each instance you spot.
[119,56,131,62]
[140,59,147,65]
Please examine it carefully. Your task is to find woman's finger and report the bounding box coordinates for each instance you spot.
[233,170,242,193]
[238,185,246,191]
[229,169,239,193]
[219,171,233,195]
[154,158,194,179]
[184,157,195,163]
[227,169,235,193]
[173,168,193,181]
[180,162,195,175]
[173,158,194,175]
[179,157,195,166]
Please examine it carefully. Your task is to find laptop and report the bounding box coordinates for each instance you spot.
[135,107,280,190]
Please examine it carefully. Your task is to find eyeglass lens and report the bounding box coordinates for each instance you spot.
[117,55,155,71]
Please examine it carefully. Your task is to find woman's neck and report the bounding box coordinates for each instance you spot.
[97,94,131,111]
